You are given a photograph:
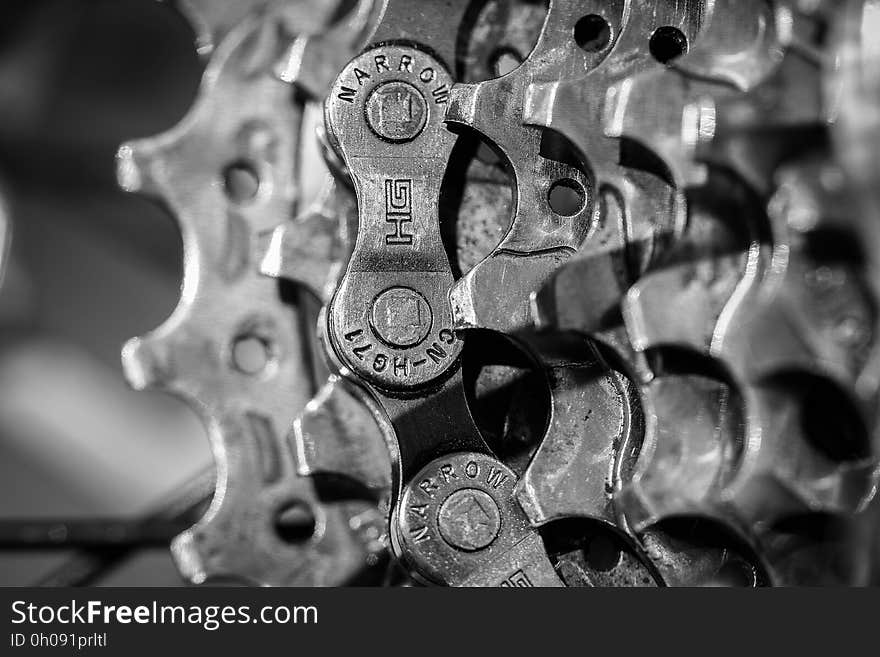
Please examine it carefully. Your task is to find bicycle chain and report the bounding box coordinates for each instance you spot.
[123,0,880,585]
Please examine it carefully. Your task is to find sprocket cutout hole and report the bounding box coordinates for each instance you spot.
[548,178,586,216]
[231,334,272,375]
[223,161,260,203]
[649,26,688,64]
[274,501,317,543]
[574,14,611,52]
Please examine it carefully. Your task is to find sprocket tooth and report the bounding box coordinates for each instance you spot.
[116,140,162,197]
[294,375,394,499]
[604,78,709,188]
[444,84,479,125]
[621,168,769,358]
[121,334,177,392]
[620,372,874,553]
[757,162,877,385]
[521,81,555,132]
[450,254,571,333]
[721,379,877,521]
[164,0,277,56]
[166,0,349,58]
[620,374,744,531]
[512,331,632,527]
[260,178,355,303]
[691,11,828,194]
[677,0,784,90]
[121,297,229,395]
[274,0,383,98]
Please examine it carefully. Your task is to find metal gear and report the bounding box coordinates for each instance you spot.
[108,0,880,586]
[119,1,388,585]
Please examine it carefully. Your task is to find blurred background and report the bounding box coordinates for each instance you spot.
[0,0,213,585]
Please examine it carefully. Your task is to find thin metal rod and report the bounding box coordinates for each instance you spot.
[0,519,192,549]
[33,466,215,586]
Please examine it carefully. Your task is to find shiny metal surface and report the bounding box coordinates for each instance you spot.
[77,0,880,586]
[119,3,386,585]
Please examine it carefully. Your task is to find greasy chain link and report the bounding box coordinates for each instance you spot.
[117,0,880,586]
